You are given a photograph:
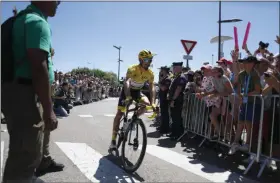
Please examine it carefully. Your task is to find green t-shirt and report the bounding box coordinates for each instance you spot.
[12,4,54,84]
[238,69,261,103]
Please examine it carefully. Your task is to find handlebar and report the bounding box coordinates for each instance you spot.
[124,101,158,119]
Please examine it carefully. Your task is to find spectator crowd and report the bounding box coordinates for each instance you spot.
[51,71,121,117]
[156,37,280,175]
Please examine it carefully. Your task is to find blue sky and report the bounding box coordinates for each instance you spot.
[2,1,279,82]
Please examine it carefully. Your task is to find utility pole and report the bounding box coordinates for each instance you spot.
[12,6,17,17]
[113,45,123,83]
[218,1,222,60]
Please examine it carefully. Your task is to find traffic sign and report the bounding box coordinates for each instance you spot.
[183,55,193,60]
[181,40,197,55]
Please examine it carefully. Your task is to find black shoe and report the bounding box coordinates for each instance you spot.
[35,159,64,176]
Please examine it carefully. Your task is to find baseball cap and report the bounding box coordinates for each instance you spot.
[216,58,233,65]
[201,64,213,70]
[238,55,258,63]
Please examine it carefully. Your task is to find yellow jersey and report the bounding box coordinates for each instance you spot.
[126,64,154,90]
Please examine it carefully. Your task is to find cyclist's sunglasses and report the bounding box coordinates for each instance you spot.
[142,58,153,63]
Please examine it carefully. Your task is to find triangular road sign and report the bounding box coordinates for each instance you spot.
[181,40,197,55]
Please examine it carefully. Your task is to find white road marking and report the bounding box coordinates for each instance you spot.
[145,144,256,183]
[104,114,115,117]
[56,142,139,183]
[78,115,93,118]
[104,114,133,117]
[1,141,4,177]
[104,98,119,101]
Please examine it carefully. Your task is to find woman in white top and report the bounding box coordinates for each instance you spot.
[206,66,233,139]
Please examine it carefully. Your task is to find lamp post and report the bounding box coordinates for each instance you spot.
[113,45,122,83]
[217,1,242,60]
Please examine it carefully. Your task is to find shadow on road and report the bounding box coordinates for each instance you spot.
[157,137,178,148]
[147,131,161,138]
[180,134,279,183]
[94,154,144,183]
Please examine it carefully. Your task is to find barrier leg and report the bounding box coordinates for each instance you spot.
[243,154,256,175]
[257,158,269,178]
[199,138,207,148]
[177,130,188,141]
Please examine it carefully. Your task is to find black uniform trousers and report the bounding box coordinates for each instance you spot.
[159,99,170,133]
[170,98,184,137]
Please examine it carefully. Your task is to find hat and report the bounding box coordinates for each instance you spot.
[160,66,170,72]
[238,55,258,63]
[201,64,212,70]
[259,41,269,49]
[172,62,183,67]
[217,57,233,65]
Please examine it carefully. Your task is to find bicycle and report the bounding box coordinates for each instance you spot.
[108,101,156,173]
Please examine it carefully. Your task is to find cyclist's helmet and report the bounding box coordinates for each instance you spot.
[138,49,155,60]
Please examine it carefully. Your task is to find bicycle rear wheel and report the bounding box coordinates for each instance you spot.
[121,118,147,173]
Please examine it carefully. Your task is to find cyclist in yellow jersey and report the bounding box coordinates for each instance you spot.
[109,50,156,150]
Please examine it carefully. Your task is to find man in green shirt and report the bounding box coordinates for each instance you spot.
[228,56,262,155]
[2,1,60,182]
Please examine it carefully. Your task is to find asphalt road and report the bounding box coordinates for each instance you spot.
[1,98,279,182]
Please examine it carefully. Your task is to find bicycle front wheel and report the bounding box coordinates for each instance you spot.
[121,118,147,173]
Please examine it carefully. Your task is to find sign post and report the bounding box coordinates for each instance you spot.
[180,40,197,68]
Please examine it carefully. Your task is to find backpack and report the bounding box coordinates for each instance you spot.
[1,10,33,83]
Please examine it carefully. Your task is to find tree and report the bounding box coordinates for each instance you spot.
[69,67,118,85]
[103,71,118,85]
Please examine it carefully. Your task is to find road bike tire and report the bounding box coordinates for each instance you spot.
[116,131,124,149]
[116,118,125,149]
[121,118,147,173]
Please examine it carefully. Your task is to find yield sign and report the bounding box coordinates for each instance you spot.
[181,40,197,55]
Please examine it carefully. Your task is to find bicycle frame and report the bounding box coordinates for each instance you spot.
[123,102,144,121]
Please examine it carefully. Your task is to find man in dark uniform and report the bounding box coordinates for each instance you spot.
[168,62,187,140]
[158,66,172,134]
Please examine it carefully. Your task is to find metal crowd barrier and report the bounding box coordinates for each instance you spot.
[179,93,280,178]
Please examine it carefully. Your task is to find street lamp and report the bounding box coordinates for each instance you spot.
[113,45,123,83]
[87,62,94,77]
[217,1,242,60]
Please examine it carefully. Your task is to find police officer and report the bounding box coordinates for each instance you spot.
[168,62,187,140]
[158,66,172,134]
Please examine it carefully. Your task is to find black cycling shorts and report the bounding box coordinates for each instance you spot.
[117,87,145,111]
